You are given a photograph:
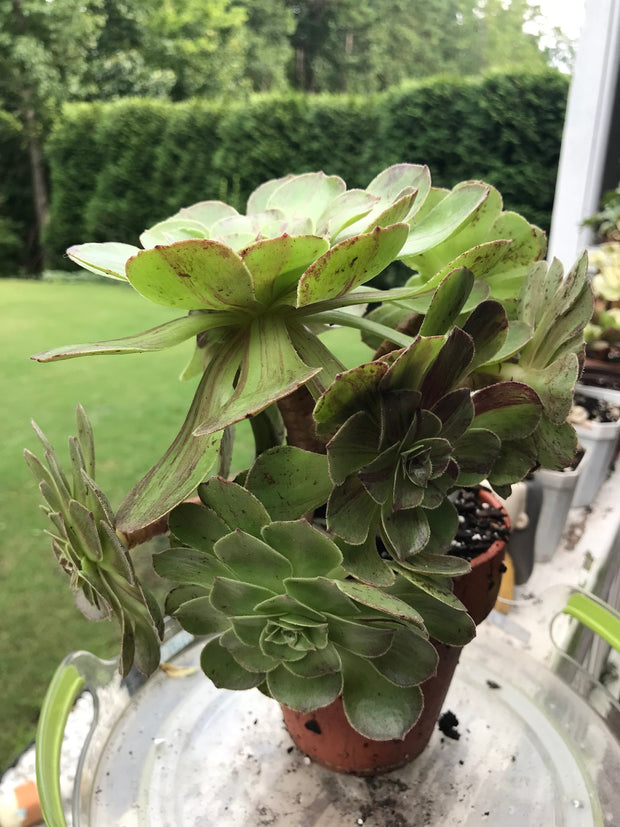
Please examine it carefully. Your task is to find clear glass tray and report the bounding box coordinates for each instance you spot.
[68,626,620,827]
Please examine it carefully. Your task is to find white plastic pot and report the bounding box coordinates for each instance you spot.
[533,449,588,563]
[572,385,620,508]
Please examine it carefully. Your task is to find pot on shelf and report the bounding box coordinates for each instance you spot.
[281,489,508,776]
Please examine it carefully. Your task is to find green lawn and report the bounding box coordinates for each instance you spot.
[0,277,370,769]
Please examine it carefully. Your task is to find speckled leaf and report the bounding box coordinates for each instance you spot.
[209,577,276,616]
[197,478,271,538]
[240,235,329,304]
[472,382,542,439]
[297,224,408,307]
[327,475,377,545]
[171,595,229,636]
[335,580,426,626]
[452,427,501,485]
[153,546,231,587]
[266,172,346,225]
[125,239,255,310]
[336,533,395,586]
[327,411,380,485]
[381,503,430,560]
[314,361,387,431]
[245,447,332,521]
[282,644,341,678]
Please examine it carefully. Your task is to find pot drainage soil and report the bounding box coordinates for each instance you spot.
[572,392,620,423]
[449,487,510,562]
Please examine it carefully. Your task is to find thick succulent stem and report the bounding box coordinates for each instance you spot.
[373,313,422,359]
[277,385,329,455]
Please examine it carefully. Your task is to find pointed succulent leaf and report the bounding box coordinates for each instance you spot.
[67,500,103,562]
[125,239,256,310]
[316,189,378,238]
[367,163,431,207]
[340,648,424,740]
[472,382,542,439]
[399,551,470,577]
[381,336,445,393]
[193,316,321,437]
[327,475,377,545]
[314,361,387,432]
[452,427,501,485]
[197,478,271,538]
[336,533,395,586]
[31,312,223,362]
[115,365,224,534]
[200,637,265,690]
[460,300,509,369]
[530,415,578,470]
[177,200,240,228]
[419,267,475,335]
[267,664,342,712]
[362,192,417,233]
[245,447,332,521]
[261,521,343,578]
[213,531,293,592]
[168,502,231,551]
[327,411,380,485]
[221,628,279,673]
[380,503,430,560]
[297,224,409,307]
[419,327,474,407]
[67,242,138,280]
[399,182,490,259]
[431,389,474,443]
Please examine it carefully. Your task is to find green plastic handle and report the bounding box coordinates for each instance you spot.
[36,661,85,827]
[563,592,620,654]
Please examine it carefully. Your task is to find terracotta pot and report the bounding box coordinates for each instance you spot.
[281,489,508,776]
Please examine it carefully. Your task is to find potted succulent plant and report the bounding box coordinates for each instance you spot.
[27,164,593,787]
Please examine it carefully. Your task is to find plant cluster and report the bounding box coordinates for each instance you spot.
[27,163,592,738]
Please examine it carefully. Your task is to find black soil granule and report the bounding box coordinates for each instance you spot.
[438,710,460,740]
[449,487,510,561]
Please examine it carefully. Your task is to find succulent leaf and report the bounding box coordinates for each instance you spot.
[25,409,163,675]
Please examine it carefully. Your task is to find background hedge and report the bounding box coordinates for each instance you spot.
[15,69,570,271]
[0,111,36,274]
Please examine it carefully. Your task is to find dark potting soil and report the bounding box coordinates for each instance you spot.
[573,392,620,423]
[449,487,510,562]
[437,710,460,740]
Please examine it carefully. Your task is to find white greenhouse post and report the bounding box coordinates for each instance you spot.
[547,0,620,266]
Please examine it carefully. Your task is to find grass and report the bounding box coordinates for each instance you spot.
[0,277,370,769]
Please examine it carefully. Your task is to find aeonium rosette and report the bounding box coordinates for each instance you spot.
[153,475,475,740]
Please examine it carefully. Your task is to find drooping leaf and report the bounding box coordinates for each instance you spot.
[200,637,265,690]
[370,628,438,687]
[31,312,224,362]
[267,664,342,712]
[340,649,424,740]
[240,235,329,305]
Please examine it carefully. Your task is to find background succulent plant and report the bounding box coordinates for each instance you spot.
[24,406,163,675]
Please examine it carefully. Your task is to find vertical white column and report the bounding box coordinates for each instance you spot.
[547,0,620,266]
